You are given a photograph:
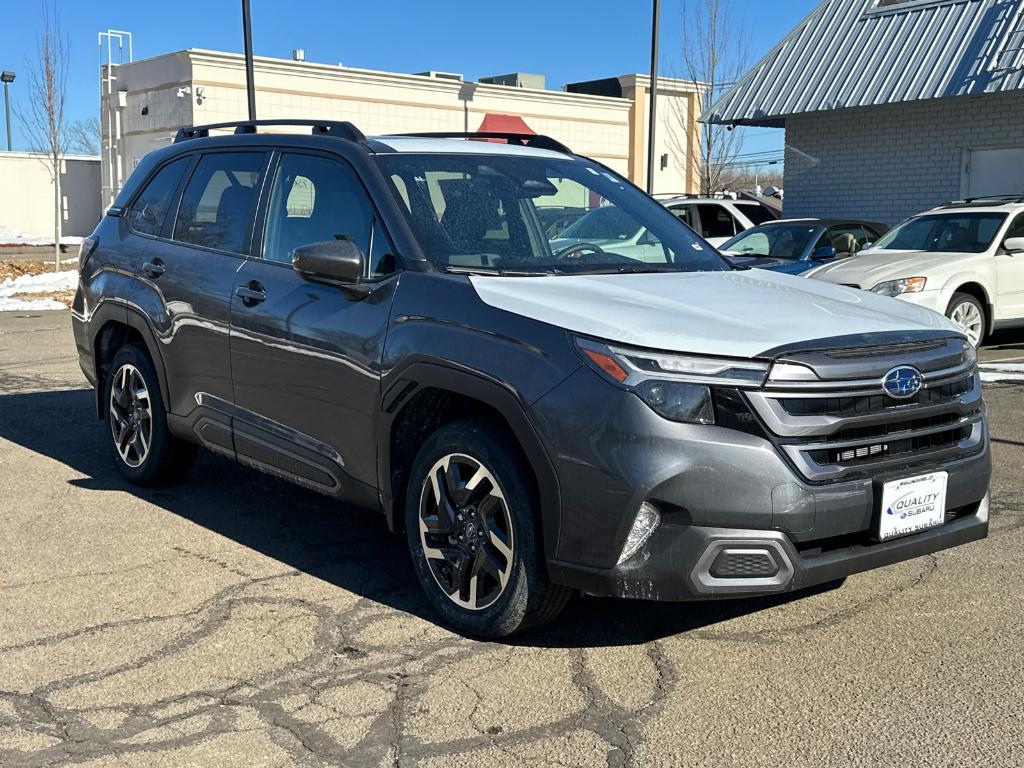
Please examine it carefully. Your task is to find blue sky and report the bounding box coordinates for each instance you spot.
[2,0,819,158]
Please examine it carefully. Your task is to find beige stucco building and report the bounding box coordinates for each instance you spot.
[100,49,703,207]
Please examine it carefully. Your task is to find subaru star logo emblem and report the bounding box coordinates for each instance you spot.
[882,365,923,399]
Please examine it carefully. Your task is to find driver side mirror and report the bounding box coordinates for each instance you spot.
[1003,236,1024,254]
[293,240,365,285]
[812,246,837,260]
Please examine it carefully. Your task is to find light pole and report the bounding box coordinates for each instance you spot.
[646,0,661,194]
[1,71,14,152]
[241,0,256,121]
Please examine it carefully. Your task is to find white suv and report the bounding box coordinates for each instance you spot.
[806,197,1024,345]
[660,196,777,247]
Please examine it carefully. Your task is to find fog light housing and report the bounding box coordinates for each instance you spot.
[617,502,661,565]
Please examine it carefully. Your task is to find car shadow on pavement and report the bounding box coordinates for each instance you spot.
[0,388,839,648]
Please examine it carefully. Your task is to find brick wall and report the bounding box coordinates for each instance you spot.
[783,92,1024,225]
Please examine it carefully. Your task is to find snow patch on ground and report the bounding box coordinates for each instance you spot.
[0,296,68,311]
[979,363,1024,383]
[0,225,83,246]
[0,270,78,297]
[0,269,78,312]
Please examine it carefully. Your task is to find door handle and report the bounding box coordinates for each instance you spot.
[141,259,165,278]
[235,283,267,305]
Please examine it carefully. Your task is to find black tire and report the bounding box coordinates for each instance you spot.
[945,292,986,347]
[404,419,572,638]
[104,344,197,485]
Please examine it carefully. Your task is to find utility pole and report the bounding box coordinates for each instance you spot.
[1,71,14,152]
[241,0,256,120]
[646,0,661,194]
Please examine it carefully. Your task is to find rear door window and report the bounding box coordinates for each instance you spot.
[696,203,739,238]
[127,156,191,237]
[172,152,266,254]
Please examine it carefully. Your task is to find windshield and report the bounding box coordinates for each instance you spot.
[871,213,1007,253]
[720,223,822,259]
[374,153,728,275]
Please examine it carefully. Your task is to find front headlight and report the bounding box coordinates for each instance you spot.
[870,276,927,296]
[575,337,769,424]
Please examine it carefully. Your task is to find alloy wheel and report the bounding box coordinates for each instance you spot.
[418,453,515,611]
[949,301,983,346]
[109,363,153,468]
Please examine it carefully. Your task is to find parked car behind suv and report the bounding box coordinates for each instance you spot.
[719,218,887,275]
[660,196,777,247]
[72,121,990,637]
[807,197,1024,345]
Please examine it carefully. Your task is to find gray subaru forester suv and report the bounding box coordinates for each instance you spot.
[72,120,990,637]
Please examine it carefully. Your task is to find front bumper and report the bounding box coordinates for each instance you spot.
[530,366,991,601]
[548,495,988,601]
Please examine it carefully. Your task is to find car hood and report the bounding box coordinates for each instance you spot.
[469,269,960,358]
[807,249,966,288]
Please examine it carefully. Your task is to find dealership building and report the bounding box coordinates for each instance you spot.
[100,48,705,207]
[705,0,1024,225]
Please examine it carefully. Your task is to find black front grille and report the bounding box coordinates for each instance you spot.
[828,411,967,443]
[808,424,972,467]
[822,340,947,359]
[778,375,973,417]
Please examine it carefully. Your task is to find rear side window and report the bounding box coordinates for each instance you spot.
[172,152,265,254]
[697,204,739,238]
[127,156,190,236]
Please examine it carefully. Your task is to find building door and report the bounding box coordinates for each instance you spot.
[963,147,1024,198]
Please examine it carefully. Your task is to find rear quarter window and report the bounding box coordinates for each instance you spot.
[736,204,775,226]
[127,156,191,236]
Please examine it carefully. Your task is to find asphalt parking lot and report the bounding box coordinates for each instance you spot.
[1,310,1023,768]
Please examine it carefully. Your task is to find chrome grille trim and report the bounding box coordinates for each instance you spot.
[780,421,984,483]
[763,360,976,394]
[747,374,982,438]
[748,349,984,482]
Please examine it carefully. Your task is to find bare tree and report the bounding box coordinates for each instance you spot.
[19,3,69,269]
[67,116,101,155]
[677,0,750,195]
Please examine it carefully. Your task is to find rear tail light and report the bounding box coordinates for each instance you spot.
[78,236,98,271]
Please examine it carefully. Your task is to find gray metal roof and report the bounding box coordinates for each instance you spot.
[703,0,1024,126]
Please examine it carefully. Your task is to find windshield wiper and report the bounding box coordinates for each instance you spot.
[562,265,680,275]
[443,265,552,277]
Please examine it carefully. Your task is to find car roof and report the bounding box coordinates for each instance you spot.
[369,136,570,159]
[660,196,759,205]
[762,218,886,228]
[920,205,1019,215]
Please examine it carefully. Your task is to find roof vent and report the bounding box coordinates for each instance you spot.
[478,72,546,90]
[415,71,464,82]
[292,49,305,61]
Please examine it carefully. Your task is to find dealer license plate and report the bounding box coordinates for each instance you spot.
[878,472,948,541]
